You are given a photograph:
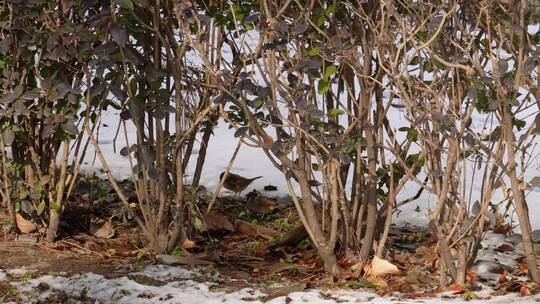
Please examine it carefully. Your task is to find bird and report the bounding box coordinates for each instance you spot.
[246,190,278,215]
[219,171,262,195]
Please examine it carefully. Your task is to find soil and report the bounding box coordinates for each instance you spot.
[0,237,137,277]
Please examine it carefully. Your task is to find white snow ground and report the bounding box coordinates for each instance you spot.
[2,263,539,304]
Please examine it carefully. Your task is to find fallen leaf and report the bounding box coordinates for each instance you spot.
[495,244,514,253]
[466,269,478,282]
[405,271,420,284]
[366,275,388,288]
[498,270,508,283]
[182,239,196,249]
[520,285,531,297]
[448,283,466,294]
[367,256,401,277]
[16,213,37,234]
[392,254,408,265]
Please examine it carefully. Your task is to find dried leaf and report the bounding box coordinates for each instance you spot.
[520,285,531,297]
[16,213,37,234]
[448,283,466,294]
[40,175,51,185]
[495,244,513,253]
[498,269,508,283]
[367,256,401,277]
[181,239,196,249]
[366,275,388,288]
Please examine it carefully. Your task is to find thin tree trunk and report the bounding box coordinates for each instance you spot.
[192,116,216,187]
[502,105,540,282]
[46,140,69,242]
[360,128,378,260]
[0,139,18,234]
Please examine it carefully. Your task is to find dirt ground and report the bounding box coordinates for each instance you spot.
[0,237,137,277]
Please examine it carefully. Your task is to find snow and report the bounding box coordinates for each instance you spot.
[2,265,540,304]
[133,264,195,281]
[6,268,33,276]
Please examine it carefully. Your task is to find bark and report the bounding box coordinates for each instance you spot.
[46,141,69,242]
[192,115,217,187]
[360,127,379,260]
[502,105,540,282]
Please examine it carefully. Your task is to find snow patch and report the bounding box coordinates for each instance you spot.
[4,265,540,303]
[133,264,195,281]
[6,268,34,276]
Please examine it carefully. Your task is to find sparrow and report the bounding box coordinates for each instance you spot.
[246,190,278,215]
[219,172,262,195]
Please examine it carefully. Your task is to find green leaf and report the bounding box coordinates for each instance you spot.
[328,108,344,118]
[193,216,203,231]
[170,246,184,256]
[37,199,46,216]
[51,202,60,213]
[119,0,134,11]
[410,56,421,65]
[464,290,477,300]
[20,190,28,200]
[313,8,326,28]
[307,45,320,56]
[318,79,330,94]
[407,128,419,142]
[323,65,338,78]
[513,118,526,131]
[129,79,138,95]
